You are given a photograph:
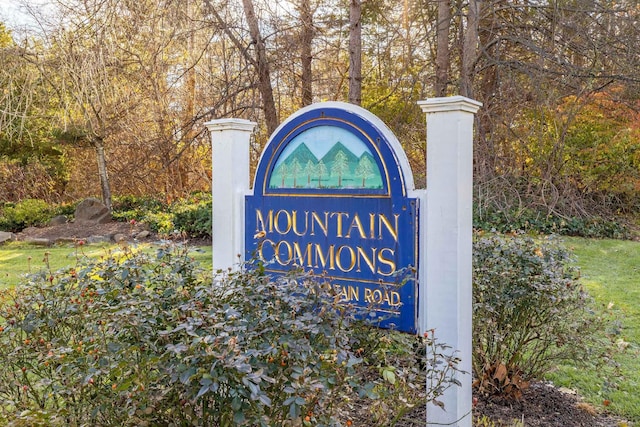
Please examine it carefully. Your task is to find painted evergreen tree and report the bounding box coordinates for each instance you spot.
[317,159,327,187]
[331,150,349,187]
[290,158,302,187]
[303,159,316,186]
[355,155,374,187]
[279,163,289,187]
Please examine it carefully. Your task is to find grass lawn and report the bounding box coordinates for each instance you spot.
[547,237,640,422]
[0,242,212,289]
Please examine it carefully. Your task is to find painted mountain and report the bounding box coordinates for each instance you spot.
[269,140,383,189]
[280,142,317,166]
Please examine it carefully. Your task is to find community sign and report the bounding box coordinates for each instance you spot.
[245,102,419,333]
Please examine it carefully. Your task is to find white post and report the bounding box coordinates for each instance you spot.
[205,119,257,271]
[418,96,481,427]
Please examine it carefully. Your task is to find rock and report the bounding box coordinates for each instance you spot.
[0,231,15,243]
[113,233,127,243]
[135,230,151,239]
[75,198,111,224]
[24,237,52,246]
[57,237,80,244]
[49,215,68,226]
[22,226,40,234]
[86,235,112,244]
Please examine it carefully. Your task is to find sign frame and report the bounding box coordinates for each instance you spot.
[245,102,421,333]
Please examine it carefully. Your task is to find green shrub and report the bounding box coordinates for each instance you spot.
[0,245,461,425]
[0,199,54,232]
[110,193,211,238]
[52,201,77,218]
[472,234,606,399]
[111,195,167,225]
[140,211,175,235]
[473,207,630,239]
[170,197,212,238]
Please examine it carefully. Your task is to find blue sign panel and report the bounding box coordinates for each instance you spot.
[246,103,418,333]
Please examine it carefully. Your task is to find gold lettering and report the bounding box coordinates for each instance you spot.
[330,212,349,237]
[356,246,376,274]
[364,288,374,303]
[377,248,396,276]
[369,213,376,239]
[348,285,360,301]
[274,210,292,235]
[336,245,356,272]
[255,209,274,233]
[293,241,313,267]
[345,213,367,239]
[390,291,401,307]
[314,243,335,270]
[363,287,402,307]
[334,284,360,302]
[373,289,384,304]
[257,238,275,261]
[378,213,399,242]
[274,240,293,265]
[292,211,308,236]
[310,211,329,236]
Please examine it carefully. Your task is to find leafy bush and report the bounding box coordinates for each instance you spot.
[170,195,212,238]
[472,234,606,399]
[0,199,54,232]
[111,195,167,223]
[473,207,630,239]
[111,193,211,238]
[0,245,461,425]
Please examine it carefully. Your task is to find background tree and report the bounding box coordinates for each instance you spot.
[2,0,640,225]
[348,0,362,105]
[0,22,65,202]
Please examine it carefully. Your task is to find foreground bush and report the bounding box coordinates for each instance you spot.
[472,234,606,399]
[0,245,460,426]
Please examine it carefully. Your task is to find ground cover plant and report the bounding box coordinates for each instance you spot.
[0,244,461,426]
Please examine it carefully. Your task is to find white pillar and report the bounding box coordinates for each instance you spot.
[417,96,481,427]
[205,119,257,271]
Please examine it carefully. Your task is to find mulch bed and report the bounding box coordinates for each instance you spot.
[470,382,625,427]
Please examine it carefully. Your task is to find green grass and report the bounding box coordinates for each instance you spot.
[547,237,640,422]
[0,242,212,289]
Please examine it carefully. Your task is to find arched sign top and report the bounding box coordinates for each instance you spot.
[252,102,415,198]
[246,102,419,333]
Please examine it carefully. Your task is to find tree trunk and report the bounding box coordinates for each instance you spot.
[348,0,362,106]
[299,0,314,106]
[242,0,279,134]
[435,0,451,97]
[460,0,481,98]
[93,137,112,212]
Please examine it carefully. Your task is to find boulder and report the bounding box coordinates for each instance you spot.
[113,233,127,243]
[75,198,111,224]
[0,231,15,244]
[135,230,151,240]
[49,215,68,226]
[24,237,52,246]
[87,235,112,244]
